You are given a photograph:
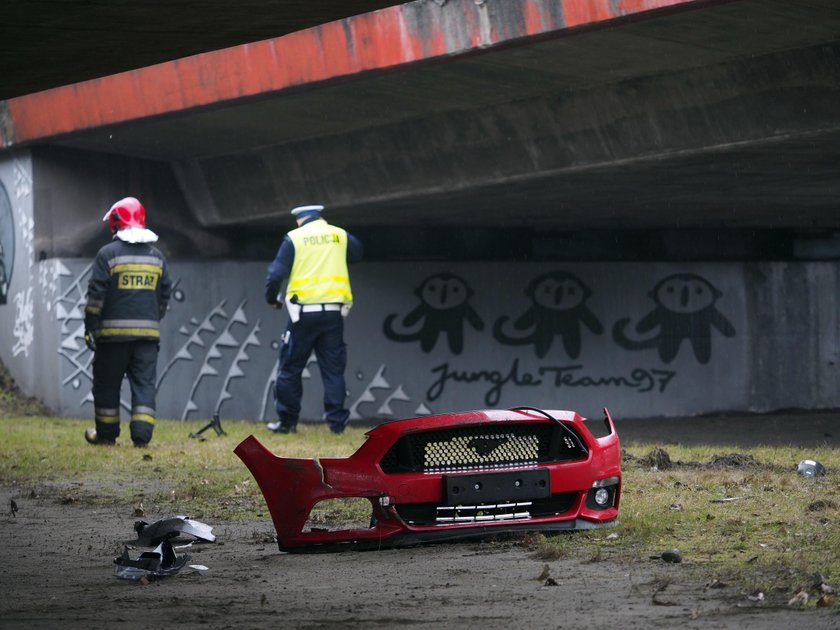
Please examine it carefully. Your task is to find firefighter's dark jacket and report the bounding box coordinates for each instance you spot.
[84,239,172,342]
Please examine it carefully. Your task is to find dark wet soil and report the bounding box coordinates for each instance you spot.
[2,482,837,630]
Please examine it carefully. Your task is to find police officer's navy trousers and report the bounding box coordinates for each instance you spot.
[274,310,349,432]
[92,340,158,444]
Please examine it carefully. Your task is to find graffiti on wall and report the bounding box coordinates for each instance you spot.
[52,261,434,422]
[0,246,6,305]
[493,271,603,358]
[382,270,737,410]
[13,160,32,270]
[7,160,35,357]
[0,181,12,305]
[612,273,735,364]
[348,364,431,421]
[425,360,678,407]
[383,273,484,354]
[55,267,278,419]
[165,297,262,420]
[56,262,95,393]
[385,271,735,355]
[12,288,34,357]
[50,262,738,422]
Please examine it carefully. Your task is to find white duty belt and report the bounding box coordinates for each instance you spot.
[285,296,351,322]
[300,304,342,313]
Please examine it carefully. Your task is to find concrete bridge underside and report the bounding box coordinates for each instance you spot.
[2,0,840,421]
[3,0,839,260]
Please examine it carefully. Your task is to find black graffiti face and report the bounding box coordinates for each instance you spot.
[493,271,603,359]
[0,182,13,305]
[652,274,721,314]
[418,273,472,311]
[612,272,735,364]
[382,273,484,354]
[530,274,589,311]
[383,272,485,354]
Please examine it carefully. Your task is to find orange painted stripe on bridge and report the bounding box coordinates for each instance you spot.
[1,0,701,149]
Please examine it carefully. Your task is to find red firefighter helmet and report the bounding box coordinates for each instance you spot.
[105,197,146,233]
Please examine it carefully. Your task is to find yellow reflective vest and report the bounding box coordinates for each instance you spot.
[286,220,353,305]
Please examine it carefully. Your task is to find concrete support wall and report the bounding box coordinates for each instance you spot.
[0,152,54,404]
[1,249,839,422]
[2,153,838,422]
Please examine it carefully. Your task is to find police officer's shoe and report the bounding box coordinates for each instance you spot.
[132,439,149,448]
[329,424,346,435]
[266,421,297,434]
[84,428,116,446]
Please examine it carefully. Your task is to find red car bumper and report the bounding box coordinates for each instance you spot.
[234,407,621,551]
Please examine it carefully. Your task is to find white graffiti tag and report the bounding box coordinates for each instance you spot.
[12,288,35,357]
[13,161,34,269]
[13,160,32,200]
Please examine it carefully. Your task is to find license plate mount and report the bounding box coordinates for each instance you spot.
[444,469,550,505]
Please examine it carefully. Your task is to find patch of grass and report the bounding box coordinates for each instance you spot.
[532,441,840,606]
[0,415,361,520]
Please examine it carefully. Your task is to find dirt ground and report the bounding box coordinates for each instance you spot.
[2,411,839,629]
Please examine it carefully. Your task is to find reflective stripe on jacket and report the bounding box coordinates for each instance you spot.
[85,239,171,342]
[286,220,353,305]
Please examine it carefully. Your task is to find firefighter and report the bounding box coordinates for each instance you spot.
[83,197,172,447]
[264,204,363,434]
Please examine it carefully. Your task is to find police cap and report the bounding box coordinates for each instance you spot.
[291,204,324,218]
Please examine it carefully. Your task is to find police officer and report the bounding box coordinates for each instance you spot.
[264,204,363,434]
[83,197,172,447]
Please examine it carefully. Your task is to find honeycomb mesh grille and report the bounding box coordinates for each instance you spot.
[379,423,585,473]
[423,431,539,471]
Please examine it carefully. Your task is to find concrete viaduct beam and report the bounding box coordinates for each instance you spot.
[2,0,839,254]
[1,0,707,149]
[179,41,840,231]
[0,1,404,99]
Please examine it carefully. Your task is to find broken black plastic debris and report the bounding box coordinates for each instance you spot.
[114,539,190,581]
[189,414,227,440]
[135,515,216,546]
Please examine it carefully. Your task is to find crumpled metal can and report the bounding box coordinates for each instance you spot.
[797,459,826,477]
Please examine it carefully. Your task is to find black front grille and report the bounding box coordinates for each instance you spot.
[395,493,577,526]
[379,422,586,473]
